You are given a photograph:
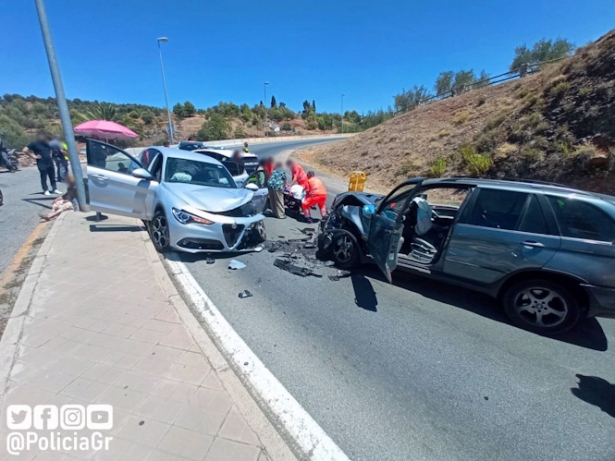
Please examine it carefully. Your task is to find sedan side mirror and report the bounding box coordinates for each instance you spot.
[132,168,153,180]
[244,183,259,191]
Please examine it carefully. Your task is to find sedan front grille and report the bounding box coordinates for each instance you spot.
[222,224,245,247]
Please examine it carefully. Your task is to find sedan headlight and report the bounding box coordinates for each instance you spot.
[172,208,214,225]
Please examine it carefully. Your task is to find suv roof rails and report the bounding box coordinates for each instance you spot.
[441,176,571,189]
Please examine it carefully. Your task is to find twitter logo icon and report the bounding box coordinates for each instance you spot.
[7,405,32,430]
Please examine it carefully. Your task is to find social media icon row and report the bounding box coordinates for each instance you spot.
[7,404,113,431]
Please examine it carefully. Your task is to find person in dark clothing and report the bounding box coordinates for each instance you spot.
[23,132,62,196]
[49,137,67,182]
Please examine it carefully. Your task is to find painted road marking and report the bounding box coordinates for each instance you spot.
[165,256,350,461]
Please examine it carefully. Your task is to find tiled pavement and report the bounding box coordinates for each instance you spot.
[0,212,289,460]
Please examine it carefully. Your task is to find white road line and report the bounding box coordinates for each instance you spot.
[165,256,350,461]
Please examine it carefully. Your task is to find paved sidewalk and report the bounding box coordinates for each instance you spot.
[0,212,294,460]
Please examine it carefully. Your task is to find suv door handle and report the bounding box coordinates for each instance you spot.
[93,174,108,181]
[521,241,544,248]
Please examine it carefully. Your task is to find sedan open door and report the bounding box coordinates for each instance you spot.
[86,139,157,219]
[367,178,423,282]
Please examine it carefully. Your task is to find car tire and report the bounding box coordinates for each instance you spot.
[503,279,583,334]
[150,209,171,253]
[330,231,360,270]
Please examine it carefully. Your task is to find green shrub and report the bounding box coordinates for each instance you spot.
[461,145,492,176]
[549,81,571,98]
[128,110,140,119]
[578,86,592,96]
[141,110,154,124]
[281,123,292,131]
[520,146,544,162]
[429,158,447,177]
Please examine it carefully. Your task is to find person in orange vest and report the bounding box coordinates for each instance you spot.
[301,171,328,223]
[286,159,308,188]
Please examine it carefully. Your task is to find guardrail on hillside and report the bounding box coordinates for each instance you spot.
[396,56,569,115]
[124,133,354,157]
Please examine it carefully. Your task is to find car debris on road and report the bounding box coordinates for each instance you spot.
[228,260,247,270]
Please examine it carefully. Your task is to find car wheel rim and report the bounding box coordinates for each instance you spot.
[333,235,353,263]
[152,215,169,248]
[513,287,568,328]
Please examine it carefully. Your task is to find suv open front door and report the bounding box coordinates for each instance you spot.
[367,178,424,282]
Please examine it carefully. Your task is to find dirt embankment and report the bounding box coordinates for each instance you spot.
[301,30,615,195]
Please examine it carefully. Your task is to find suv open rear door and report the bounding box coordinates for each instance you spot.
[367,178,424,282]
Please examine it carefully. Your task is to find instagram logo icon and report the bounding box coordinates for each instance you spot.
[60,405,85,430]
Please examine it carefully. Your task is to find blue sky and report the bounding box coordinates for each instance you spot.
[1,0,613,114]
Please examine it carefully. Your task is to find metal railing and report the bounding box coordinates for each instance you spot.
[395,56,569,115]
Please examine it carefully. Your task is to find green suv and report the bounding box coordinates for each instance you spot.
[320,177,615,334]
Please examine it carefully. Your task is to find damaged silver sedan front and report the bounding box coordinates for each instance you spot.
[85,141,266,253]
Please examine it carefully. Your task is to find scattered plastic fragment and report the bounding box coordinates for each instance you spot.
[254,245,264,253]
[273,258,322,278]
[288,237,310,243]
[206,257,215,264]
[304,243,316,249]
[228,260,247,270]
[238,290,253,299]
[328,270,352,281]
[324,261,335,267]
[299,228,316,234]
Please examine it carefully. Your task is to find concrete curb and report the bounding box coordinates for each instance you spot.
[162,256,350,461]
[137,227,298,461]
[0,212,66,407]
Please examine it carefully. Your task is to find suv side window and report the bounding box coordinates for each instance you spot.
[548,196,615,242]
[517,195,550,235]
[467,189,528,230]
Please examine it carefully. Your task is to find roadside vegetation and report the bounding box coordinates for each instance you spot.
[301,30,615,195]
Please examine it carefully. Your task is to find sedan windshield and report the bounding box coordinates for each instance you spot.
[164,158,237,188]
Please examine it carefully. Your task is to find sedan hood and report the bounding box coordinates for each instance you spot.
[162,183,253,212]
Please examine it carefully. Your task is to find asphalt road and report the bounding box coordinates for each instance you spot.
[179,140,615,461]
[0,166,58,275]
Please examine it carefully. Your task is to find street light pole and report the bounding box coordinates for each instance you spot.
[263,82,269,138]
[34,0,87,211]
[341,93,346,134]
[157,37,174,144]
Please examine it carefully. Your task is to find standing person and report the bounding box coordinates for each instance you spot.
[286,159,308,188]
[267,162,287,219]
[264,156,274,179]
[23,132,61,196]
[163,141,170,147]
[243,142,249,153]
[301,171,328,223]
[50,136,67,182]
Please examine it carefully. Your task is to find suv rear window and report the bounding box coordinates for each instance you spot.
[548,196,615,242]
[467,189,528,230]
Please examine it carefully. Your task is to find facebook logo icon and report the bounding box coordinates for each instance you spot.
[33,405,59,430]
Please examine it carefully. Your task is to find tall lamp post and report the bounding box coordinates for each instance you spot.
[341,93,346,134]
[157,37,174,144]
[263,81,269,138]
[34,0,87,211]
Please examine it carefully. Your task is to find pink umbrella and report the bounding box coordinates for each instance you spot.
[74,120,138,141]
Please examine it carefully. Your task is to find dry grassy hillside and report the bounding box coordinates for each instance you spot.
[302,30,615,195]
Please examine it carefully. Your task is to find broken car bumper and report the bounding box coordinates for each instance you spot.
[168,213,265,253]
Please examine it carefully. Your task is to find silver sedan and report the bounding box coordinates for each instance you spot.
[86,141,267,253]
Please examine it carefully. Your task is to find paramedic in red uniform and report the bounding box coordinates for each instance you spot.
[286,159,308,188]
[302,171,328,223]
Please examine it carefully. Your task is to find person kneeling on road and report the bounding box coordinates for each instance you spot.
[302,171,328,223]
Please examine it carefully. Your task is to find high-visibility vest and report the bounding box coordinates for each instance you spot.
[243,146,249,153]
[307,177,327,196]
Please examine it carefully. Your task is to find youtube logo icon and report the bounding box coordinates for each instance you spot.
[86,405,113,430]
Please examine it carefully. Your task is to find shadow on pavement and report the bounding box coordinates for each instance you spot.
[22,197,55,210]
[351,274,378,312]
[357,265,608,351]
[571,374,615,418]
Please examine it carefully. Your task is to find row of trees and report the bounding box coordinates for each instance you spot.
[393,37,575,114]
